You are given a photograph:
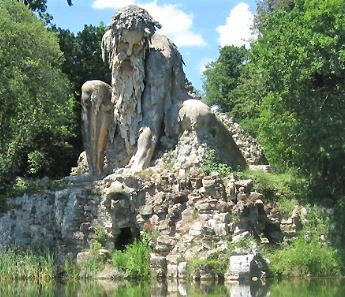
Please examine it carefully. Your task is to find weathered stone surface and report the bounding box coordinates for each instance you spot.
[215,112,268,165]
[81,80,113,177]
[0,169,296,281]
[0,188,95,253]
[225,252,267,281]
[77,251,91,265]
[167,264,178,278]
[235,180,253,192]
[150,254,167,278]
[177,262,188,279]
[96,264,117,279]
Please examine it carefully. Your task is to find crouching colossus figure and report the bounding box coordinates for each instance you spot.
[81,5,191,176]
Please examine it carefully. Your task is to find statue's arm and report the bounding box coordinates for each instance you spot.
[81,80,113,177]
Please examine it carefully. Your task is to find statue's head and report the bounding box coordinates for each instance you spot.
[107,5,161,61]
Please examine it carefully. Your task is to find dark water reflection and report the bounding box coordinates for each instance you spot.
[1,278,345,297]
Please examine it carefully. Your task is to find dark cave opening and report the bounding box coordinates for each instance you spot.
[114,227,137,251]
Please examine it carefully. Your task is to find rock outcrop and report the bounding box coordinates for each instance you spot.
[1,168,309,280]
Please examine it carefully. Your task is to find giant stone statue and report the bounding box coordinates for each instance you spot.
[81,5,246,177]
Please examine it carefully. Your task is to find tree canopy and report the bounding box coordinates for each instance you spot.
[0,0,76,190]
[203,45,247,111]
[19,0,72,22]
[52,24,111,153]
[254,0,345,196]
[203,0,345,198]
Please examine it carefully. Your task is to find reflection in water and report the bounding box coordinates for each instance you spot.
[0,278,345,297]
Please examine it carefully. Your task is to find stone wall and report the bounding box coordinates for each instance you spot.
[0,170,304,279]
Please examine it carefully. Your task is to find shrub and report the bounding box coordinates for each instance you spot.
[188,251,230,278]
[203,149,231,177]
[111,236,151,279]
[265,235,341,278]
[236,169,306,201]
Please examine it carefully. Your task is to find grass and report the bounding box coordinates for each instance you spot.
[188,251,230,278]
[0,248,56,281]
[111,237,151,279]
[78,255,103,279]
[65,241,105,280]
[236,169,306,201]
[264,235,342,278]
[233,235,257,249]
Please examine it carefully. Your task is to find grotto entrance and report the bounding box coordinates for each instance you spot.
[114,227,138,250]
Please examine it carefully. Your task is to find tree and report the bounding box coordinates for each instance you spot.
[203,46,247,112]
[55,24,111,92]
[19,0,72,23]
[53,24,111,153]
[250,0,345,197]
[0,0,77,191]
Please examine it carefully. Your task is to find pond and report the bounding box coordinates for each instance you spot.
[1,278,345,297]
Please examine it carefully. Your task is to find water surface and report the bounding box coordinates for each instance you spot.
[1,278,345,297]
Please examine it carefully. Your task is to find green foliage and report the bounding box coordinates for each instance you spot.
[95,227,107,246]
[1,176,66,198]
[276,197,297,218]
[78,255,103,279]
[0,281,56,297]
[0,248,56,281]
[334,197,345,243]
[63,257,79,280]
[204,0,345,200]
[19,0,73,23]
[0,0,77,198]
[233,235,257,249]
[112,282,150,297]
[52,24,111,155]
[251,0,345,198]
[64,240,105,280]
[304,204,331,236]
[189,251,230,277]
[265,235,341,278]
[254,0,295,32]
[237,169,306,201]
[184,284,229,297]
[75,241,105,279]
[111,236,151,279]
[202,149,232,177]
[203,45,247,112]
[54,24,111,92]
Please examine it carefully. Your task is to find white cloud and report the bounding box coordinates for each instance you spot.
[92,0,135,9]
[198,58,213,75]
[92,0,205,47]
[217,2,257,48]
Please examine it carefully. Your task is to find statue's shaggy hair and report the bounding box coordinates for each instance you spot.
[109,5,161,36]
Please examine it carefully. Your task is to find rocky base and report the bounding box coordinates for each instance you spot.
[0,165,306,280]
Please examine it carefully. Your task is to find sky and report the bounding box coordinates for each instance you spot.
[48,0,257,91]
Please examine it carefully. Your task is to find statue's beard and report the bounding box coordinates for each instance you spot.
[111,48,146,154]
